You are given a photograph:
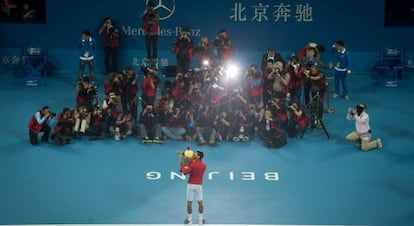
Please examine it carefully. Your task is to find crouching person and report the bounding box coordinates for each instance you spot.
[114,111,135,140]
[28,106,56,145]
[53,108,74,145]
[259,109,287,148]
[87,105,107,140]
[73,105,91,139]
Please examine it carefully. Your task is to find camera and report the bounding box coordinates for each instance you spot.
[87,86,98,96]
[50,112,57,117]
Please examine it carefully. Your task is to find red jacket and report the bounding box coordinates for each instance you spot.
[142,12,159,35]
[28,112,48,134]
[181,159,206,185]
[141,76,158,98]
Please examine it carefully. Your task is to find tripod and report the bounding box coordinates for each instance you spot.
[306,91,330,139]
[324,77,334,113]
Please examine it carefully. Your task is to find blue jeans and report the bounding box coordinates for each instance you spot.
[78,59,95,81]
[334,70,348,96]
[161,126,186,140]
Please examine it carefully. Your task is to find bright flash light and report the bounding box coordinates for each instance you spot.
[226,64,239,79]
[202,60,209,66]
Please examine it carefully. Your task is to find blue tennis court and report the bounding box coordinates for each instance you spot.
[0,72,413,225]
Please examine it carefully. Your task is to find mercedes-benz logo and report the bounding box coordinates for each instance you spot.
[147,0,176,20]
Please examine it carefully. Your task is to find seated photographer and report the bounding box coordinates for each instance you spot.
[28,106,56,145]
[72,105,91,139]
[53,108,74,145]
[138,104,163,144]
[346,103,382,151]
[230,109,250,142]
[87,104,107,140]
[267,95,288,131]
[246,102,264,139]
[258,108,286,148]
[230,86,249,113]
[161,106,186,141]
[114,111,135,141]
[76,76,97,109]
[215,110,232,142]
[184,108,197,142]
[103,92,123,136]
[195,104,217,146]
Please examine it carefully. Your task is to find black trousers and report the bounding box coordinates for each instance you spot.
[29,125,51,145]
[145,35,158,59]
[104,46,119,73]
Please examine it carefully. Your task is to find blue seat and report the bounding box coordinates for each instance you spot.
[376,47,404,88]
[21,44,47,86]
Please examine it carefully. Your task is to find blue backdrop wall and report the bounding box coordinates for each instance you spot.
[1,0,413,73]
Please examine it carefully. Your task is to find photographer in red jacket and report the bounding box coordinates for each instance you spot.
[28,106,56,145]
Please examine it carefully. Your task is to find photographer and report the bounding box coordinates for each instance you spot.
[138,104,163,144]
[72,105,91,139]
[286,55,304,105]
[212,29,232,66]
[287,102,308,139]
[53,108,74,145]
[99,17,119,74]
[122,67,138,120]
[140,0,159,63]
[76,76,97,109]
[173,27,194,74]
[346,103,383,151]
[258,109,286,148]
[245,64,263,106]
[195,104,217,146]
[114,111,135,141]
[141,65,160,110]
[161,107,186,141]
[28,106,56,145]
[300,47,332,105]
[307,64,326,126]
[87,104,107,140]
[267,61,290,102]
[195,36,213,69]
[103,92,123,136]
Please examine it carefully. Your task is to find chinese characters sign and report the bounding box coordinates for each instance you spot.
[230,2,313,23]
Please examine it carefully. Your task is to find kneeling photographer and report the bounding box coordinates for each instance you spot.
[346,103,383,151]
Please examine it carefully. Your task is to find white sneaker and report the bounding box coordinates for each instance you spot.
[377,138,383,149]
[199,219,206,225]
[184,218,192,225]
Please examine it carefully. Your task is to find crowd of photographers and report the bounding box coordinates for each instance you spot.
[29,26,337,148]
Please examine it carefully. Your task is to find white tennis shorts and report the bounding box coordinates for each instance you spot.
[186,184,203,201]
